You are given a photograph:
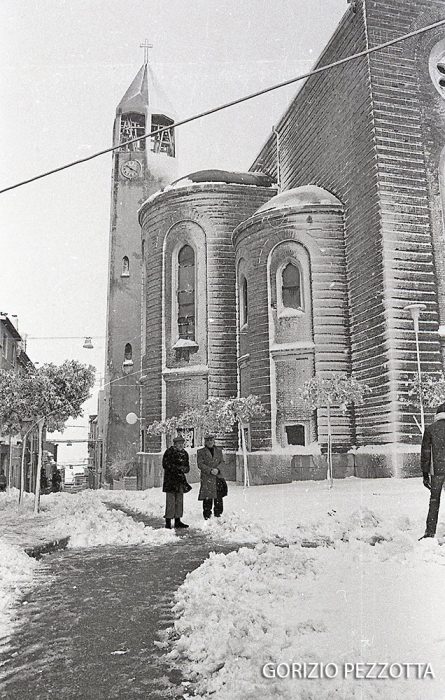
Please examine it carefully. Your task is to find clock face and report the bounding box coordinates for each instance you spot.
[121,160,142,179]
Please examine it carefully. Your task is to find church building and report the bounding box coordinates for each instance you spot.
[105,0,445,486]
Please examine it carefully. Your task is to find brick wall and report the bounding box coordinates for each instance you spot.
[251,0,445,445]
[234,200,352,451]
[364,0,444,440]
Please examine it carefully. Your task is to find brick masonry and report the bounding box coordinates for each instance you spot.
[139,182,274,452]
[251,0,445,453]
[130,0,445,484]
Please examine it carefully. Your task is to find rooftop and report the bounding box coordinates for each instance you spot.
[255,185,342,213]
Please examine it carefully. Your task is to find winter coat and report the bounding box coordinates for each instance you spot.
[421,413,445,476]
[162,446,190,493]
[52,470,62,492]
[197,446,225,500]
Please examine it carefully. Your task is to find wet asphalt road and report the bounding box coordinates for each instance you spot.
[0,509,240,700]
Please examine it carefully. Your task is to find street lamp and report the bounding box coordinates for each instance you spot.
[125,412,146,453]
[404,303,426,433]
[125,412,139,425]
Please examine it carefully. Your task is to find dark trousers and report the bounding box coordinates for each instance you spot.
[164,491,184,519]
[426,474,445,535]
[203,497,223,519]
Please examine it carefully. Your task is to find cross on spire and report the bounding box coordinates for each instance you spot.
[140,38,153,65]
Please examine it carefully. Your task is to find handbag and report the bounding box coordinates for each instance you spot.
[216,475,228,498]
[182,480,192,493]
[180,472,192,493]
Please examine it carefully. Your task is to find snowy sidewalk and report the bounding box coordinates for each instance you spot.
[0,488,176,649]
[102,477,445,700]
[0,503,69,553]
[1,478,445,700]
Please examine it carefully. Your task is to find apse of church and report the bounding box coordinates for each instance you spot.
[138,172,275,456]
[233,186,352,455]
[250,0,445,477]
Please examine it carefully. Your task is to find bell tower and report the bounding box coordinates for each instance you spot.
[104,47,177,478]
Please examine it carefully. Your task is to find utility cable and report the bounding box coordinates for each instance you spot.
[1,17,445,196]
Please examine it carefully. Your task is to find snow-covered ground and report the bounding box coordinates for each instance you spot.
[102,478,445,699]
[1,478,444,699]
[0,488,175,650]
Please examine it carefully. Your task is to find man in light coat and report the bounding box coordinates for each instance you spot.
[420,402,445,538]
[197,435,225,519]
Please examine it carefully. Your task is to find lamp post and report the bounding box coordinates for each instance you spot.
[404,303,426,434]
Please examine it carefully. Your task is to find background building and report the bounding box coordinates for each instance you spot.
[0,313,58,490]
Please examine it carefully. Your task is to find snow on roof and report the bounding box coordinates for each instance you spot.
[138,170,275,217]
[171,169,274,188]
[256,184,342,213]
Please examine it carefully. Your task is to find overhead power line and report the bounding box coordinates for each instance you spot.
[1,17,445,196]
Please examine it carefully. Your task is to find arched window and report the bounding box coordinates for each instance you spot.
[177,245,195,340]
[281,263,301,309]
[124,343,132,360]
[240,275,248,327]
[121,256,130,277]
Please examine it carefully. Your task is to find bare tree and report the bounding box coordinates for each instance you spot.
[298,374,371,488]
[146,395,266,487]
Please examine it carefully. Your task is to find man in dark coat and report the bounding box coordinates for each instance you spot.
[420,402,445,538]
[162,435,190,529]
[197,435,225,519]
[51,468,62,492]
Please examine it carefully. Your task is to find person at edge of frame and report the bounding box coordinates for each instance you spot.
[420,401,445,539]
[162,435,190,529]
[197,434,225,520]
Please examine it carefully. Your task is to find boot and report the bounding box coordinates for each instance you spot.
[165,518,172,529]
[174,518,189,528]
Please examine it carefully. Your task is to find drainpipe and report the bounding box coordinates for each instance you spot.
[272,126,281,193]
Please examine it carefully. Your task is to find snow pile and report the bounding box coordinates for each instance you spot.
[99,487,166,519]
[168,536,445,699]
[0,487,174,553]
[41,490,175,548]
[0,540,37,648]
[0,488,174,644]
[143,480,445,700]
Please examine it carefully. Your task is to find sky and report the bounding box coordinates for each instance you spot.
[0,0,346,467]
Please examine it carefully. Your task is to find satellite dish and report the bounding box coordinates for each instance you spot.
[126,412,138,425]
